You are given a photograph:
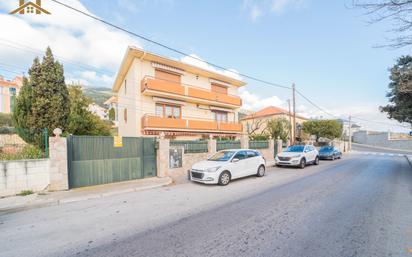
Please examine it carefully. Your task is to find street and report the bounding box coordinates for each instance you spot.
[1,151,411,257]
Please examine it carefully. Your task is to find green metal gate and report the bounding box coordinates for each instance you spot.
[67,136,157,188]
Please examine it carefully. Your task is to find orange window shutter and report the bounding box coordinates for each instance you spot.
[155,69,181,84]
[211,84,227,94]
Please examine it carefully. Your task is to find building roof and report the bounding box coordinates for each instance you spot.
[104,96,118,105]
[0,76,23,88]
[241,106,308,121]
[112,46,246,92]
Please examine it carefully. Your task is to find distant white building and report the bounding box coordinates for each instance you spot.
[337,119,361,140]
[88,103,108,120]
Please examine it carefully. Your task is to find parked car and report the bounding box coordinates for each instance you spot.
[319,146,342,160]
[189,149,266,186]
[275,145,319,169]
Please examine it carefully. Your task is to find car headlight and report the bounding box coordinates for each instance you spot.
[290,155,301,159]
[206,166,221,173]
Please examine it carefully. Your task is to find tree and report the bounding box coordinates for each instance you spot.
[302,120,343,142]
[108,107,115,121]
[265,118,291,142]
[353,1,412,48]
[67,85,112,136]
[380,56,412,125]
[13,48,70,147]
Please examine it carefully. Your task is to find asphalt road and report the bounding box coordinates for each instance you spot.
[1,153,411,257]
[77,154,411,257]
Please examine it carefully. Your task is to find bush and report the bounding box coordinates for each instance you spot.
[249,134,270,141]
[0,113,12,127]
[0,127,16,135]
[0,145,44,160]
[17,190,34,196]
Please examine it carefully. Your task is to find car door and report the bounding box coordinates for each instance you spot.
[230,151,248,179]
[306,146,316,162]
[245,150,259,175]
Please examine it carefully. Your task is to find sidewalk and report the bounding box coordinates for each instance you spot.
[0,176,172,213]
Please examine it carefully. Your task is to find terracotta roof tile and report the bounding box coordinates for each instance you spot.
[241,106,308,120]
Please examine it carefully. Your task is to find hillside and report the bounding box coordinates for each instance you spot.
[82,87,113,107]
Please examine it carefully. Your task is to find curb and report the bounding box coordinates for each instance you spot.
[0,178,172,214]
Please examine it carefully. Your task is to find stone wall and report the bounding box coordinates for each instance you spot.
[353,130,412,150]
[0,159,50,197]
[0,129,69,197]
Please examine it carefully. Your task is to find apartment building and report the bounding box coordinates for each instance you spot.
[0,76,22,114]
[112,47,245,139]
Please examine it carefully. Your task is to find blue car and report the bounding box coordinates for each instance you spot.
[318,146,342,160]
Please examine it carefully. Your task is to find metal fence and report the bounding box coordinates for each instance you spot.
[170,140,208,153]
[67,136,157,188]
[217,140,241,151]
[249,140,269,149]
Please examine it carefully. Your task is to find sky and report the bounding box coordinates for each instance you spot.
[0,0,411,132]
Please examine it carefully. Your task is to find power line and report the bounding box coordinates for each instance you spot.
[50,0,291,90]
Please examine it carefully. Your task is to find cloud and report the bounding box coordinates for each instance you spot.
[239,88,284,110]
[242,0,305,21]
[181,54,243,81]
[0,0,141,87]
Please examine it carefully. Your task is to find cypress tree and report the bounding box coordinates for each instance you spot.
[13,47,70,147]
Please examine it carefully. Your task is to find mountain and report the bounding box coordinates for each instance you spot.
[82,87,113,107]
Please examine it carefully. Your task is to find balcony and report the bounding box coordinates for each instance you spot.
[141,115,242,133]
[141,76,242,108]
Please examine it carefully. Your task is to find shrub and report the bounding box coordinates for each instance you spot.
[0,145,44,160]
[17,190,34,196]
[0,127,16,135]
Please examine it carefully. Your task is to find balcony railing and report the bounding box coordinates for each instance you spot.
[141,76,242,107]
[141,115,242,133]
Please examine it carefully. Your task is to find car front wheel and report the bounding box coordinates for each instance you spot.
[256,165,265,177]
[314,156,319,165]
[299,158,306,169]
[218,171,231,186]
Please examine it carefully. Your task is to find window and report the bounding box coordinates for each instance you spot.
[155,69,181,84]
[212,111,228,123]
[124,79,127,95]
[246,151,258,158]
[124,108,127,123]
[155,103,181,119]
[233,151,247,160]
[211,84,228,95]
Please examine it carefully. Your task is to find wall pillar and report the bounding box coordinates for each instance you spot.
[240,133,249,149]
[268,138,275,160]
[157,132,169,178]
[48,128,68,191]
[276,139,283,154]
[208,135,216,154]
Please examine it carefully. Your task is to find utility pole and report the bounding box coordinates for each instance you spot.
[287,99,292,146]
[348,115,352,152]
[292,83,296,145]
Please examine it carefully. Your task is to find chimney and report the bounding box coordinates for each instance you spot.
[19,0,25,14]
[36,0,41,14]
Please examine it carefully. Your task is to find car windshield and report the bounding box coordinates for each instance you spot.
[286,145,305,152]
[320,146,333,152]
[208,151,236,161]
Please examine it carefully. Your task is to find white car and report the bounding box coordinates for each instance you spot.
[275,145,319,169]
[189,149,266,186]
